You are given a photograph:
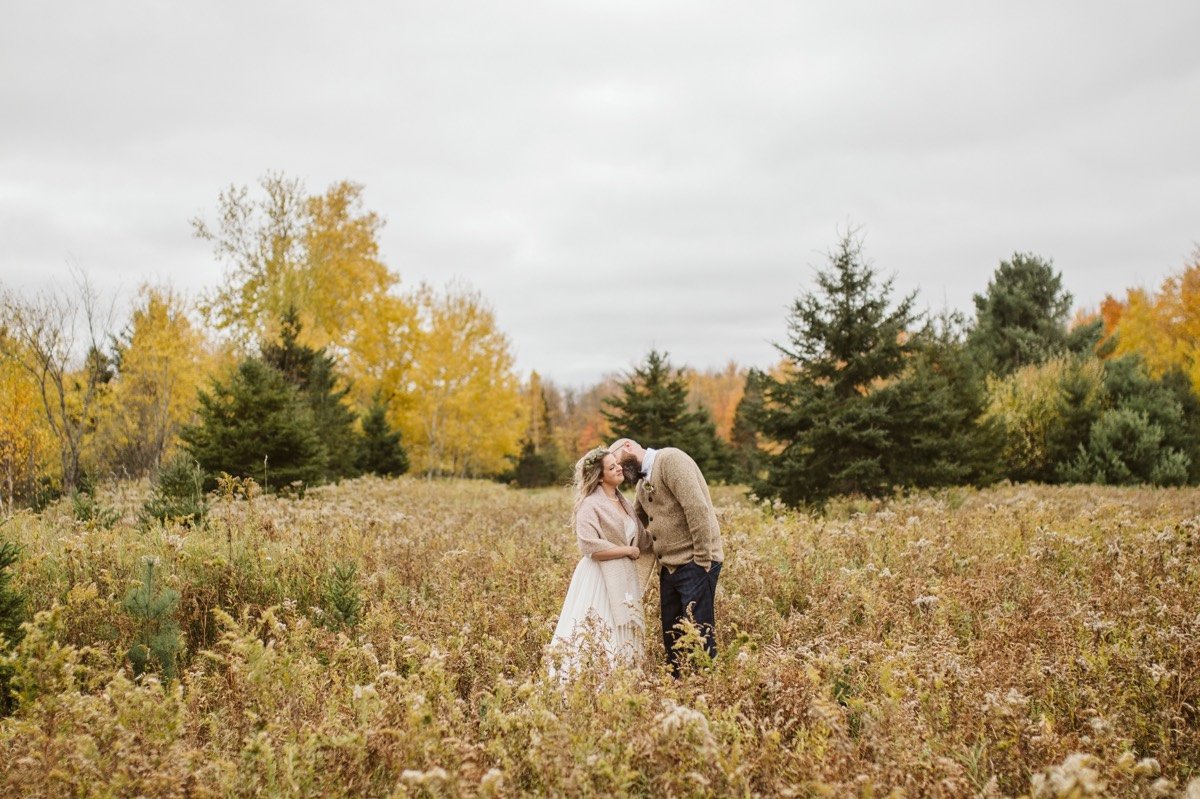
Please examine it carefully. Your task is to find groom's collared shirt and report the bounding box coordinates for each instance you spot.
[640,447,658,479]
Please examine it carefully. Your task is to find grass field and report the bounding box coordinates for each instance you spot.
[2,477,1199,797]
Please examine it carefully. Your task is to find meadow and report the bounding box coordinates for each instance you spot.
[1,477,1198,798]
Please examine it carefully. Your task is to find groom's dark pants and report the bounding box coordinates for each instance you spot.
[660,560,722,677]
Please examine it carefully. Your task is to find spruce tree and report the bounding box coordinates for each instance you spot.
[1056,354,1200,486]
[356,397,409,477]
[729,367,768,483]
[140,452,209,527]
[261,308,361,480]
[968,253,1073,376]
[122,557,183,680]
[509,388,570,488]
[181,358,327,491]
[885,312,1002,488]
[603,350,730,481]
[0,538,26,716]
[755,232,918,507]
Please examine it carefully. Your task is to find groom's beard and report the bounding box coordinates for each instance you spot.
[618,454,641,485]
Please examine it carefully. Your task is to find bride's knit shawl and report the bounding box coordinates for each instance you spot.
[574,487,656,629]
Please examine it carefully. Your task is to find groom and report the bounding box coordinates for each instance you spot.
[609,438,724,676]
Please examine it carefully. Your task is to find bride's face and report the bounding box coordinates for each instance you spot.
[600,454,624,489]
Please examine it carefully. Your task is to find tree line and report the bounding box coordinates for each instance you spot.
[2,171,1198,510]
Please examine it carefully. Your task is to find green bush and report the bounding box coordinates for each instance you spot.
[320,561,363,630]
[182,358,327,492]
[0,537,26,715]
[356,398,409,477]
[1060,408,1190,486]
[140,453,209,527]
[122,557,183,680]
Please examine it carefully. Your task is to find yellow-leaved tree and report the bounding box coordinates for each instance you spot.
[0,349,52,512]
[685,362,746,442]
[0,272,113,494]
[399,283,523,477]
[91,285,216,477]
[193,174,417,402]
[1101,251,1200,390]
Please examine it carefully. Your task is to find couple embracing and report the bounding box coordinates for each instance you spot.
[549,438,724,678]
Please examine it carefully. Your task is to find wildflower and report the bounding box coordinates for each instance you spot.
[1030,753,1103,798]
[1150,778,1174,796]
[913,594,939,611]
[480,769,504,795]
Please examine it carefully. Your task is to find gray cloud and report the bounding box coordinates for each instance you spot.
[3,0,1198,385]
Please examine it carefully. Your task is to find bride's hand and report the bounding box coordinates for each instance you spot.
[627,547,641,560]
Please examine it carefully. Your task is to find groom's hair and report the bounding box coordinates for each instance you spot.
[608,437,636,454]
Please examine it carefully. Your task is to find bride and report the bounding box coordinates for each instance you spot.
[549,446,654,675]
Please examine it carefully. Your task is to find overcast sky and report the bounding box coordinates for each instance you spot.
[3,1,1198,385]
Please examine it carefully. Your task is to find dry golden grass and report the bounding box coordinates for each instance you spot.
[2,477,1199,797]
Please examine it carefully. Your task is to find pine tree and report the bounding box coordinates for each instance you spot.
[123,557,183,680]
[884,312,1002,488]
[729,367,768,483]
[181,358,327,491]
[603,350,730,481]
[261,308,361,480]
[356,397,409,477]
[509,391,570,488]
[1060,408,1189,486]
[321,561,363,630]
[755,232,919,507]
[0,537,24,715]
[968,253,1073,376]
[140,453,209,527]
[1055,354,1200,485]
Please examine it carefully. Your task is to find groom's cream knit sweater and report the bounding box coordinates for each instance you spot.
[634,447,724,571]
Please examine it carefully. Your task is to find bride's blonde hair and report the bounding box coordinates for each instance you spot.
[570,446,610,526]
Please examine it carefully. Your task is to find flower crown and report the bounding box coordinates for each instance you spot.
[581,447,609,470]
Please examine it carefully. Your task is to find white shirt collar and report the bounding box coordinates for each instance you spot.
[640,447,658,479]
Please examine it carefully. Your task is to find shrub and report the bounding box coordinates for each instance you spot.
[320,561,363,630]
[181,358,327,491]
[0,538,26,715]
[1060,408,1190,486]
[140,453,209,527]
[122,557,182,680]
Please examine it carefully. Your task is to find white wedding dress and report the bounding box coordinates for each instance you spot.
[549,516,644,677]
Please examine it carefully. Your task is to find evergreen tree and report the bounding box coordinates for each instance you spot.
[1103,355,1200,472]
[968,252,1073,376]
[755,232,919,507]
[507,378,570,488]
[320,561,363,630]
[1056,354,1200,486]
[181,358,327,491]
[356,397,409,477]
[886,311,1002,488]
[1042,355,1107,481]
[0,537,26,715]
[122,557,183,680]
[140,453,209,527]
[261,308,360,479]
[603,350,730,481]
[729,367,767,483]
[1060,408,1190,486]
